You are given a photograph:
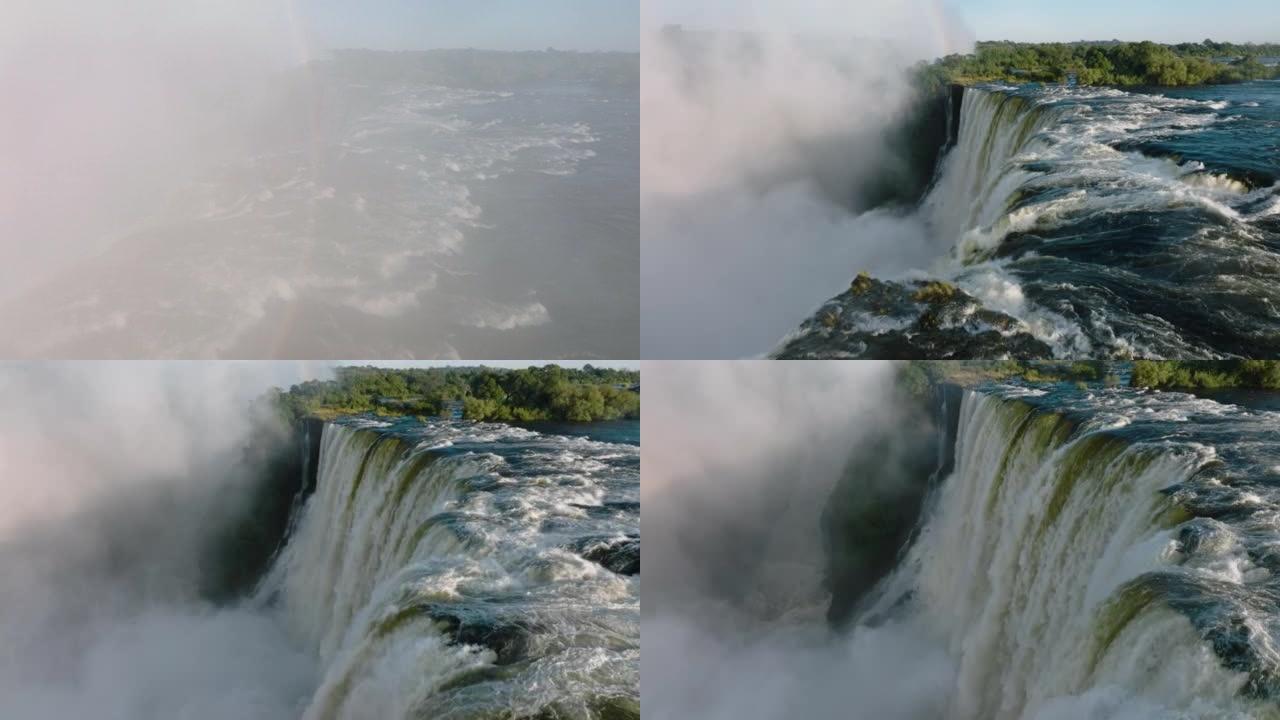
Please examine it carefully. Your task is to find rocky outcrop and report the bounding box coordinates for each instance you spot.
[822,381,965,628]
[198,416,324,602]
[771,273,1052,359]
[573,534,640,576]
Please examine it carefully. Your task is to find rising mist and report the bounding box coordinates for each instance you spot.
[640,0,972,357]
[0,362,323,719]
[0,2,639,359]
[640,361,956,719]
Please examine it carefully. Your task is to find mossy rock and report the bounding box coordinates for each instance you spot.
[850,272,875,295]
[771,272,1053,359]
[912,280,960,304]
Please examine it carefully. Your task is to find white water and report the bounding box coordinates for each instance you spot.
[265,420,638,719]
[643,365,1279,719]
[877,390,1263,719]
[0,58,629,359]
[926,86,1261,264]
[924,92,1062,251]
[911,87,1280,357]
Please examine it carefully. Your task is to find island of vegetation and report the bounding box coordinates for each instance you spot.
[898,360,1122,395]
[898,360,1280,394]
[271,365,639,424]
[916,39,1280,90]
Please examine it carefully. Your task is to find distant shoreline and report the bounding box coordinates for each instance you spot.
[917,40,1280,92]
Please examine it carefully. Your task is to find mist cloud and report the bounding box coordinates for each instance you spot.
[640,360,956,720]
[0,362,325,719]
[0,0,310,298]
[640,0,973,357]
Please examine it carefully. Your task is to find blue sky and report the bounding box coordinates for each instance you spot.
[955,0,1280,43]
[300,0,637,51]
[646,0,1278,45]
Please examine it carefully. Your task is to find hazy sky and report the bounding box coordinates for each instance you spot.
[954,0,1280,43]
[302,0,638,51]
[646,0,1278,46]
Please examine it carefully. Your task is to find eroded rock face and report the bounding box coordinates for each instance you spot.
[771,273,1052,359]
[822,395,942,629]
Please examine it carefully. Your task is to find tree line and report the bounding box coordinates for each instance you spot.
[916,39,1280,90]
[270,365,640,424]
[899,360,1280,392]
[1129,361,1280,390]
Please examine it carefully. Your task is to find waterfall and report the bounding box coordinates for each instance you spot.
[923,89,1063,259]
[258,420,640,720]
[860,389,1273,719]
[777,81,1280,358]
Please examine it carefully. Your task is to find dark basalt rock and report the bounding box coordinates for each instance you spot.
[569,501,640,520]
[422,603,540,666]
[589,696,640,720]
[527,696,640,720]
[771,273,1053,359]
[199,416,324,602]
[572,535,640,576]
[822,413,941,629]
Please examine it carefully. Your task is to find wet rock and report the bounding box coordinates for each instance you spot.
[823,415,940,628]
[570,501,640,520]
[420,603,539,666]
[771,273,1053,359]
[572,535,639,576]
[590,696,640,720]
[528,696,639,720]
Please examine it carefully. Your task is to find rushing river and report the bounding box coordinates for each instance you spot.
[0,52,638,359]
[777,81,1280,359]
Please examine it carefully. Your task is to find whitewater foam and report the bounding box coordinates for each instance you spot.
[0,58,632,358]
[853,82,1280,358]
[866,387,1275,718]
[261,419,639,719]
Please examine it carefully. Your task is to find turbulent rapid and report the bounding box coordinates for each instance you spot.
[0,50,638,359]
[847,383,1280,718]
[776,80,1280,359]
[265,417,640,719]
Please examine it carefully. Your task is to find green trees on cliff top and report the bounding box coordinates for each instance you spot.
[272,365,639,424]
[899,360,1280,392]
[916,39,1280,90]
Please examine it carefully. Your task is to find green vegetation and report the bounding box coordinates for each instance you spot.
[1130,361,1280,390]
[271,365,639,424]
[850,272,875,295]
[915,39,1280,90]
[902,360,1280,394]
[912,281,960,305]
[895,361,934,398]
[897,361,1122,394]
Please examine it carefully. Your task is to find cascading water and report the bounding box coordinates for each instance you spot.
[259,418,640,720]
[776,80,1280,359]
[923,91,1067,250]
[854,384,1280,719]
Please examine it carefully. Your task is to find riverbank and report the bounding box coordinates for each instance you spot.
[916,40,1280,92]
